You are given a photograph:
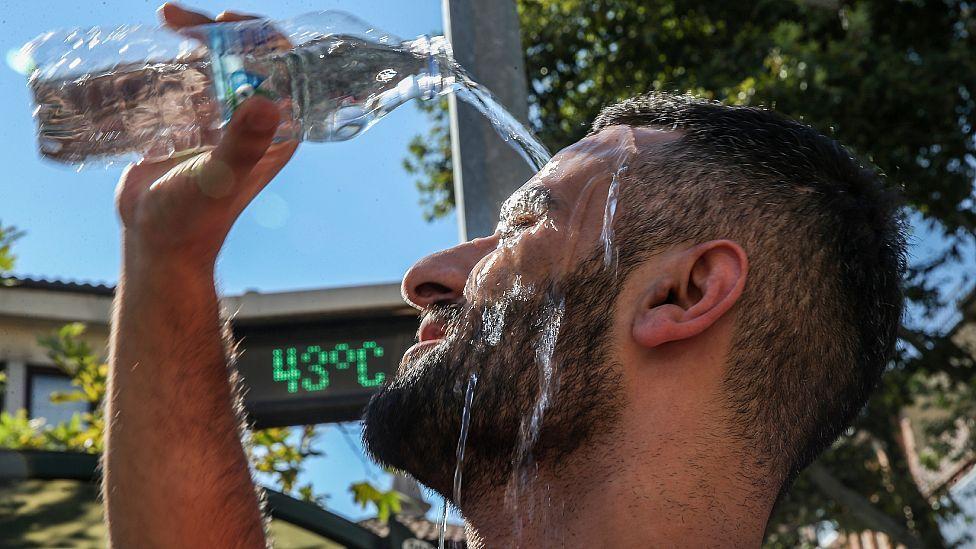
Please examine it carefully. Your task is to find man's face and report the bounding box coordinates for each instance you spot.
[362,127,677,501]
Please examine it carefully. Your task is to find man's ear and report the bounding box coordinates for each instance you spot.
[632,240,748,349]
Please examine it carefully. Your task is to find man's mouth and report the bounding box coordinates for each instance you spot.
[403,317,447,362]
[402,304,463,362]
[418,314,447,343]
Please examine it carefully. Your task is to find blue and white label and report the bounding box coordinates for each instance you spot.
[205,20,277,122]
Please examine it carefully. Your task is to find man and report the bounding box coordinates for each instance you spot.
[105,4,905,548]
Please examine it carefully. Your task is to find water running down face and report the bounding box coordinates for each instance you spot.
[362,127,678,503]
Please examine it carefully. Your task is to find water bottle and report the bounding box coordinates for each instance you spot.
[20,12,453,166]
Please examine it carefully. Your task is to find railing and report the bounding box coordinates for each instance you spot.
[0,449,412,549]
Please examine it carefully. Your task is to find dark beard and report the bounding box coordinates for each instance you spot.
[361,253,624,504]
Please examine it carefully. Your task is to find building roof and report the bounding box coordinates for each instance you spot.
[1,275,114,297]
[0,449,386,549]
[0,275,413,325]
[358,514,466,546]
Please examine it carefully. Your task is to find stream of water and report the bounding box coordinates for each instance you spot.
[439,372,479,549]
[444,63,551,172]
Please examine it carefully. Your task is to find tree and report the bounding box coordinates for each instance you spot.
[0,222,23,393]
[0,222,24,282]
[0,323,324,496]
[406,0,976,545]
[404,98,455,223]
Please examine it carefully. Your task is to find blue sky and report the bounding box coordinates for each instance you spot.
[1,0,454,522]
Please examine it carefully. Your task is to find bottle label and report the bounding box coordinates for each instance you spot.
[204,21,278,122]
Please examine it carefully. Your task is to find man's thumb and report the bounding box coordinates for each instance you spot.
[210,96,281,188]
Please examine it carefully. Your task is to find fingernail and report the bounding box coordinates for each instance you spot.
[158,3,179,21]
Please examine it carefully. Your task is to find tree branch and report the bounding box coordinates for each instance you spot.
[806,462,924,549]
[796,0,840,8]
[898,325,929,353]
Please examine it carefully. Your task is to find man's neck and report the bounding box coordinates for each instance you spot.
[460,416,775,548]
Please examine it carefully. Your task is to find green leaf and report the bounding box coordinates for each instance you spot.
[0,222,25,275]
[349,481,404,523]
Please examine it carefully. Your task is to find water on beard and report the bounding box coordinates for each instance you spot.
[505,132,663,545]
[439,372,478,549]
[475,133,635,545]
[504,290,565,536]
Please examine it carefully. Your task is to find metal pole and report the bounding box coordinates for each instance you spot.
[441,0,534,241]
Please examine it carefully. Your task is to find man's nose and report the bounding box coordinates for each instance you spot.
[401,235,498,309]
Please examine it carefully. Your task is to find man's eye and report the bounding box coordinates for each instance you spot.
[508,213,538,230]
[500,217,534,239]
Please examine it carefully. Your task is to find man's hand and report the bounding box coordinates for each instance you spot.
[117,3,298,269]
[105,5,296,548]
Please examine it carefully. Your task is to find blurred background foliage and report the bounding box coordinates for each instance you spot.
[0,223,24,277]
[405,0,976,546]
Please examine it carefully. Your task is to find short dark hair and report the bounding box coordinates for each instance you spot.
[590,92,906,489]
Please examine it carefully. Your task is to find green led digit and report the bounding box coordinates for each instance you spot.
[357,341,386,387]
[300,345,330,392]
[334,342,350,369]
[272,347,301,393]
[344,344,359,367]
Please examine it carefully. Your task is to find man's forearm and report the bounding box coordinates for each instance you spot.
[105,244,265,548]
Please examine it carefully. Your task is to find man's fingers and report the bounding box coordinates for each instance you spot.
[124,155,191,187]
[158,3,213,30]
[208,96,281,195]
[216,10,293,52]
[215,11,258,22]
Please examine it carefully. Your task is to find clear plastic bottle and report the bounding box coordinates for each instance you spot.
[20,12,452,165]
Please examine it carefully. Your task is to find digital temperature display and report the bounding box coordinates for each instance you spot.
[271,342,387,392]
[233,315,417,427]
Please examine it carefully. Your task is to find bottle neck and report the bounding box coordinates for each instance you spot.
[403,34,455,99]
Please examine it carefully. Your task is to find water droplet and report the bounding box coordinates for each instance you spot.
[600,165,625,270]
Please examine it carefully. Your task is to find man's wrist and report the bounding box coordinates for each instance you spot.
[121,229,219,284]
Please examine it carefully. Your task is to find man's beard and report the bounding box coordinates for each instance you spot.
[361,253,624,503]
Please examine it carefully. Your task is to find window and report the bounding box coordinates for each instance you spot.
[27,367,89,426]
